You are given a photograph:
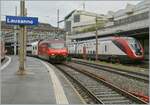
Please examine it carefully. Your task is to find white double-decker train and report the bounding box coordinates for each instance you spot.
[67,36,144,63]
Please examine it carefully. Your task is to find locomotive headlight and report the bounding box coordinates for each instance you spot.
[51,54,55,56]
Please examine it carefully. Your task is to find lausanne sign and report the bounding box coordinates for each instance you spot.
[6,16,38,25]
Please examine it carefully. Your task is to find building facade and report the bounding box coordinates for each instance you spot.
[65,0,149,60]
[65,10,107,34]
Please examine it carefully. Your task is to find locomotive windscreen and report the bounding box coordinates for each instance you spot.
[126,38,141,50]
[48,43,65,49]
[125,37,142,55]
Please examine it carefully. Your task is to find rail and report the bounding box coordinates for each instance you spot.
[54,63,147,104]
[72,60,149,83]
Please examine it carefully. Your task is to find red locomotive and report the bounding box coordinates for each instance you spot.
[31,39,68,63]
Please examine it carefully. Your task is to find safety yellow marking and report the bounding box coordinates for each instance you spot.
[41,61,69,104]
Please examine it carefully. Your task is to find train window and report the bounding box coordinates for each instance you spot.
[93,51,95,54]
[90,51,92,54]
[126,38,141,51]
[35,46,37,50]
[105,45,107,52]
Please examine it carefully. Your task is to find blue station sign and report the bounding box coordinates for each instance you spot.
[6,16,38,25]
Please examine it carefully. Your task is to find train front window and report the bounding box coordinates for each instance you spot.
[126,37,141,52]
[49,43,64,49]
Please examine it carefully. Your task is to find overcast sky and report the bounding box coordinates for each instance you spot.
[1,0,141,28]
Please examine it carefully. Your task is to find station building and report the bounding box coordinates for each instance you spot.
[65,0,149,60]
[65,10,107,34]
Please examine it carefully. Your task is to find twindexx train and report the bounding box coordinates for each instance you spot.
[67,36,144,63]
[28,39,68,63]
[0,39,6,61]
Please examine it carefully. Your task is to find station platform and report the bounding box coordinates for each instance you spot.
[1,56,84,104]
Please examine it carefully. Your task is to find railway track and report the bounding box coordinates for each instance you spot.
[72,60,149,83]
[55,64,147,104]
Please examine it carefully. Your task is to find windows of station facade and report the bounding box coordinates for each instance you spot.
[74,15,80,23]
[104,45,108,52]
[114,12,149,26]
[65,21,71,32]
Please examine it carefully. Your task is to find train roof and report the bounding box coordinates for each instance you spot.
[31,41,39,45]
[39,39,65,44]
[69,36,135,44]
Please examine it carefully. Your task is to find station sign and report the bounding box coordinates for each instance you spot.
[6,16,38,25]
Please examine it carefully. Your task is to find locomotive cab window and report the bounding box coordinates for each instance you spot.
[126,37,141,50]
[125,37,142,55]
[48,43,65,49]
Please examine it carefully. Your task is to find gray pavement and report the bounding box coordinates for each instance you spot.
[1,56,84,104]
[1,56,56,104]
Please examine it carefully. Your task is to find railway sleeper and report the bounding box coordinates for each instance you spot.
[91,89,113,93]
[94,91,117,95]
[104,99,132,104]
[87,85,108,88]
[90,87,112,90]
[86,85,102,89]
[96,93,121,97]
[99,96,127,101]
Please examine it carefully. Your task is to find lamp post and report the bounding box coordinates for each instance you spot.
[57,9,59,38]
[73,14,105,61]
[95,16,98,61]
[24,8,27,61]
[57,9,66,40]
[95,15,106,61]
[14,6,17,55]
[65,32,68,47]
[17,0,26,75]
[43,16,51,40]
[73,40,78,57]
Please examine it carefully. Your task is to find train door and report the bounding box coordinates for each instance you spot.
[83,45,86,59]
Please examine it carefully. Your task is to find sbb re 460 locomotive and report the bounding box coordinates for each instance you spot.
[30,39,68,63]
